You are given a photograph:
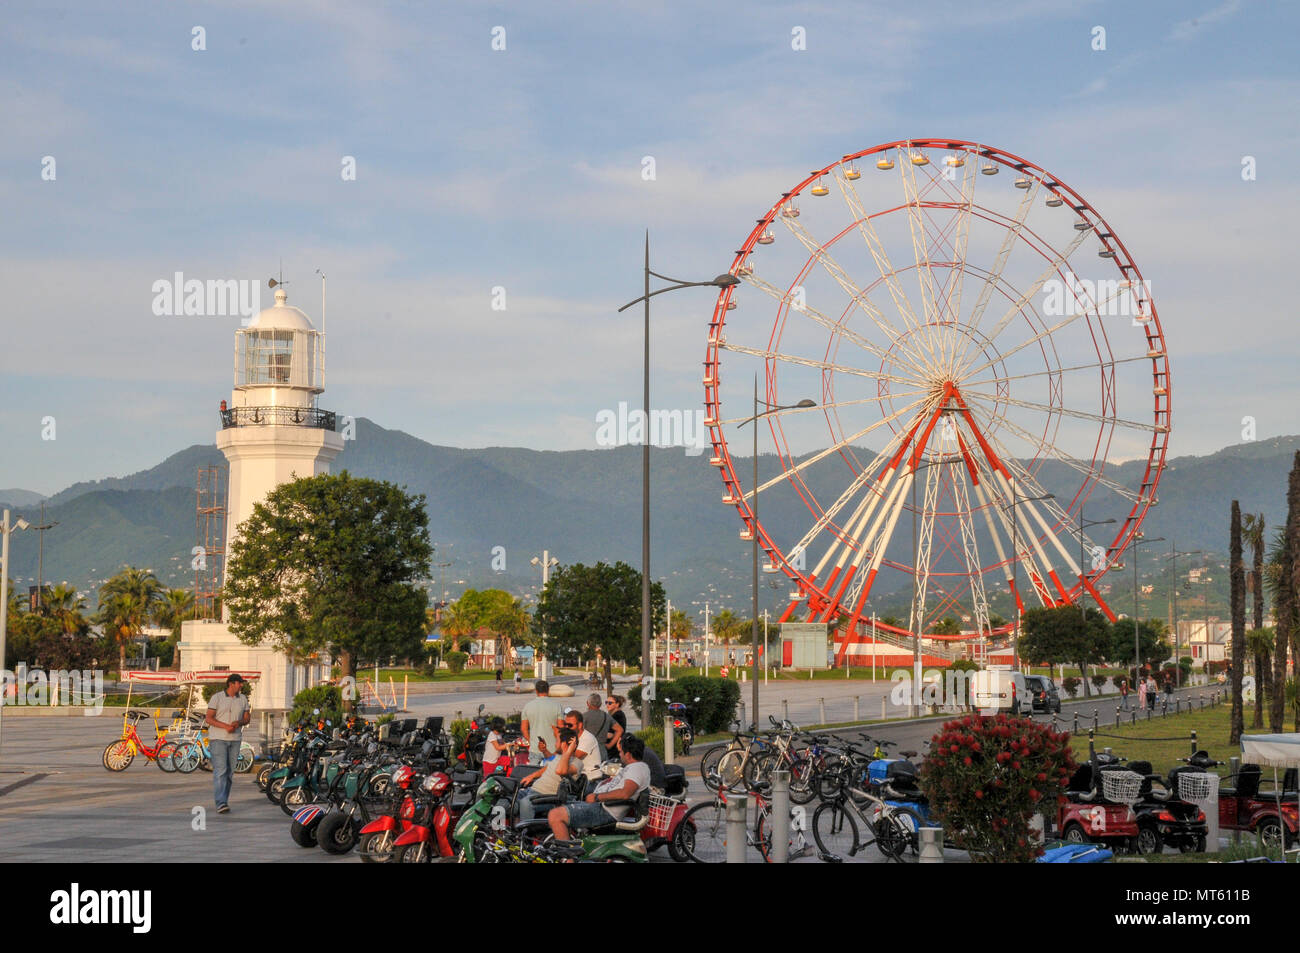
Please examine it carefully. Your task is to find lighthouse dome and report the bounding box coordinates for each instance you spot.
[247,287,315,331]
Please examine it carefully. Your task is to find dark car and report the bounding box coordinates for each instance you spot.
[1024,675,1061,713]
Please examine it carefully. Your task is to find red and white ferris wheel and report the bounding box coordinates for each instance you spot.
[704,138,1170,664]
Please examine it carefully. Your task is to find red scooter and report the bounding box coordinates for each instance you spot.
[1210,756,1299,850]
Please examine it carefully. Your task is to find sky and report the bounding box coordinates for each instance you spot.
[1,0,1298,496]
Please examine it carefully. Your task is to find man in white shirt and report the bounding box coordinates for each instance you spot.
[205,674,250,814]
[563,709,605,783]
[547,735,651,841]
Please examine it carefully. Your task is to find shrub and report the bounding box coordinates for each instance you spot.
[1061,676,1081,698]
[445,651,469,675]
[629,676,740,733]
[1090,673,1109,694]
[636,727,665,760]
[920,713,1075,863]
[289,685,342,726]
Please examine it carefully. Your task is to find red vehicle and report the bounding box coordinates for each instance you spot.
[358,767,463,863]
[1212,756,1299,850]
[1056,750,1208,854]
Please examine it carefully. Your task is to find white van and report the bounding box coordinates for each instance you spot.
[971,669,1032,715]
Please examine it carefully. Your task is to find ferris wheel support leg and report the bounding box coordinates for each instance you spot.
[1080,576,1118,622]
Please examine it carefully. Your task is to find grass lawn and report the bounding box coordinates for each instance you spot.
[1067,701,1297,769]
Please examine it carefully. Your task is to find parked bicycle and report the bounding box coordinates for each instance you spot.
[102,710,178,773]
[679,785,812,863]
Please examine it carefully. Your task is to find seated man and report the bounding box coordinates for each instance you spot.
[516,727,580,821]
[563,709,606,783]
[548,735,650,841]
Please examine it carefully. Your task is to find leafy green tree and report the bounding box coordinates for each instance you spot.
[932,617,962,635]
[222,472,433,707]
[1109,617,1171,674]
[1019,606,1111,697]
[534,560,664,691]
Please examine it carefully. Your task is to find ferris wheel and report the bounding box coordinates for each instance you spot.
[704,138,1170,662]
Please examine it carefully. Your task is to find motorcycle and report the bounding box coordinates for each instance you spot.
[1201,753,1298,850]
[665,697,698,755]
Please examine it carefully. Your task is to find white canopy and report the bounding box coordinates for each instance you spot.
[1240,733,1300,769]
[124,670,262,685]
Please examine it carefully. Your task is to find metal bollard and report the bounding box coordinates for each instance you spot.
[739,702,747,730]
[918,826,944,863]
[1072,712,1079,734]
[771,770,791,863]
[1115,707,1120,728]
[854,695,860,722]
[726,796,748,863]
[1093,710,1098,730]
[1191,729,1198,757]
[664,715,675,766]
[882,697,887,719]
[819,697,826,725]
[782,699,789,721]
[1228,756,1241,845]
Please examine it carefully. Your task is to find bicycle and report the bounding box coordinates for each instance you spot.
[102,710,178,772]
[811,773,927,863]
[680,785,812,863]
[712,717,797,792]
[173,730,256,774]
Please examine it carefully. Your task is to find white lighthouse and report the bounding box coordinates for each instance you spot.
[180,285,344,709]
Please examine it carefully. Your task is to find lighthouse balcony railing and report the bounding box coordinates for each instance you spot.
[219,406,337,431]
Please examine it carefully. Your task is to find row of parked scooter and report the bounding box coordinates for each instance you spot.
[259,708,692,862]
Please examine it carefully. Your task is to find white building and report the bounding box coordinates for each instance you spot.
[179,287,344,709]
[1175,620,1232,666]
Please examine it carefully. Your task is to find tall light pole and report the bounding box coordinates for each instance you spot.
[1003,486,1055,672]
[1164,545,1202,687]
[618,241,740,698]
[1077,508,1115,620]
[738,381,815,729]
[1130,534,1165,680]
[0,510,33,765]
[530,551,558,676]
[29,502,58,613]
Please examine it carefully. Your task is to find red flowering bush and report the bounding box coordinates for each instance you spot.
[919,713,1075,863]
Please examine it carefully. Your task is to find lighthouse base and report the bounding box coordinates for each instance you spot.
[179,619,329,710]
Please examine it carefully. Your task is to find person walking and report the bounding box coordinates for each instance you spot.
[1119,677,1130,711]
[1137,675,1147,712]
[205,674,250,814]
[513,669,522,694]
[495,666,503,694]
[1146,675,1158,711]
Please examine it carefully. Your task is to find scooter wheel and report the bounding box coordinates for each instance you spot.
[256,764,273,791]
[395,841,432,863]
[358,829,397,864]
[280,786,309,816]
[317,812,358,854]
[1062,822,1091,845]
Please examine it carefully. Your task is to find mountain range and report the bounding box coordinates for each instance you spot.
[2,420,1297,620]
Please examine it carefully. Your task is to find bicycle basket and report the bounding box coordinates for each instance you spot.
[1100,770,1144,805]
[646,793,677,837]
[1177,772,1214,803]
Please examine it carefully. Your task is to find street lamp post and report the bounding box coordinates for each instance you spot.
[1077,508,1115,620]
[1164,545,1202,688]
[530,551,558,676]
[1130,534,1165,681]
[618,239,739,711]
[0,510,32,765]
[738,382,815,729]
[1003,486,1055,673]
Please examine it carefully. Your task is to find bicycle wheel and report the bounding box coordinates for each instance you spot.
[679,726,693,755]
[155,741,179,773]
[812,801,861,861]
[173,742,202,774]
[236,743,255,773]
[682,800,729,863]
[876,807,923,862]
[743,750,776,791]
[815,764,845,802]
[715,749,747,792]
[788,753,817,805]
[699,745,728,791]
[102,740,135,772]
[755,804,807,862]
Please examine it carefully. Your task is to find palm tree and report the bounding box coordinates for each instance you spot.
[1265,526,1291,732]
[1229,501,1245,745]
[96,567,164,674]
[487,598,531,667]
[44,583,87,635]
[154,588,195,669]
[1245,627,1274,729]
[1244,514,1266,631]
[440,603,475,654]
[712,609,740,644]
